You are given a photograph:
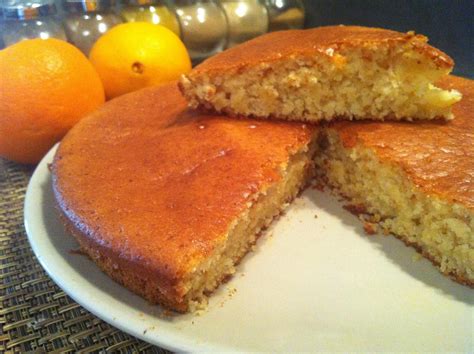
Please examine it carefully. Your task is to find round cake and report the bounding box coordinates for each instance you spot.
[53,77,473,313]
[52,83,317,312]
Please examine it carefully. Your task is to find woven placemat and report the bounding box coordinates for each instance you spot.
[0,158,169,353]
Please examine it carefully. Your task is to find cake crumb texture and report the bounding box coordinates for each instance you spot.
[316,76,473,285]
[180,25,460,122]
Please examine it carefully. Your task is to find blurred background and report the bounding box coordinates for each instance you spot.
[304,0,473,78]
[0,0,472,77]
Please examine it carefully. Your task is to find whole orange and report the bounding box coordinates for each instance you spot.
[89,22,191,99]
[0,39,105,164]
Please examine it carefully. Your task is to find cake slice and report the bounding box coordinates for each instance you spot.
[317,76,473,285]
[180,25,461,122]
[52,83,318,312]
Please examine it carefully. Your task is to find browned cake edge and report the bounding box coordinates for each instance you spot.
[57,209,190,312]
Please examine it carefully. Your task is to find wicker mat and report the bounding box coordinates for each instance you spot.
[0,158,169,353]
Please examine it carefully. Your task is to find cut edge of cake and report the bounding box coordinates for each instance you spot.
[315,128,473,286]
[180,29,461,122]
[181,137,318,311]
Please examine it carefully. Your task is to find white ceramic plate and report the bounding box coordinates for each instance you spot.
[25,145,473,352]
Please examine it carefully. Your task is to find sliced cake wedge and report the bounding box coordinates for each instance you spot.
[180,25,461,122]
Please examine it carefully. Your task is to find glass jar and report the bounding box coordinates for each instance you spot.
[265,0,304,32]
[0,8,5,49]
[219,0,268,48]
[1,1,67,47]
[173,0,227,61]
[121,0,180,37]
[62,0,123,55]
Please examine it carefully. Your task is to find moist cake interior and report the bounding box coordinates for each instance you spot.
[184,142,317,310]
[316,129,473,286]
[180,29,461,122]
[185,75,474,305]
[189,121,473,309]
[182,46,460,122]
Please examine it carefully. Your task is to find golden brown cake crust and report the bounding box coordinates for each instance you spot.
[187,25,453,77]
[52,83,316,311]
[331,75,474,211]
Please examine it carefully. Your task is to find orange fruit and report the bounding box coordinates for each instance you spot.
[89,22,191,99]
[0,38,105,164]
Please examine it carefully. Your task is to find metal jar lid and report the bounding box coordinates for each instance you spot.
[62,0,116,13]
[121,0,161,6]
[2,2,57,20]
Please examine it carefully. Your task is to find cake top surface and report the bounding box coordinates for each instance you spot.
[52,83,315,286]
[190,25,453,75]
[332,75,473,210]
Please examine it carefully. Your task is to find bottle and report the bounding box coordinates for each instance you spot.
[62,0,123,55]
[1,1,67,47]
[219,0,268,48]
[121,0,180,37]
[173,0,227,62]
[265,0,305,32]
